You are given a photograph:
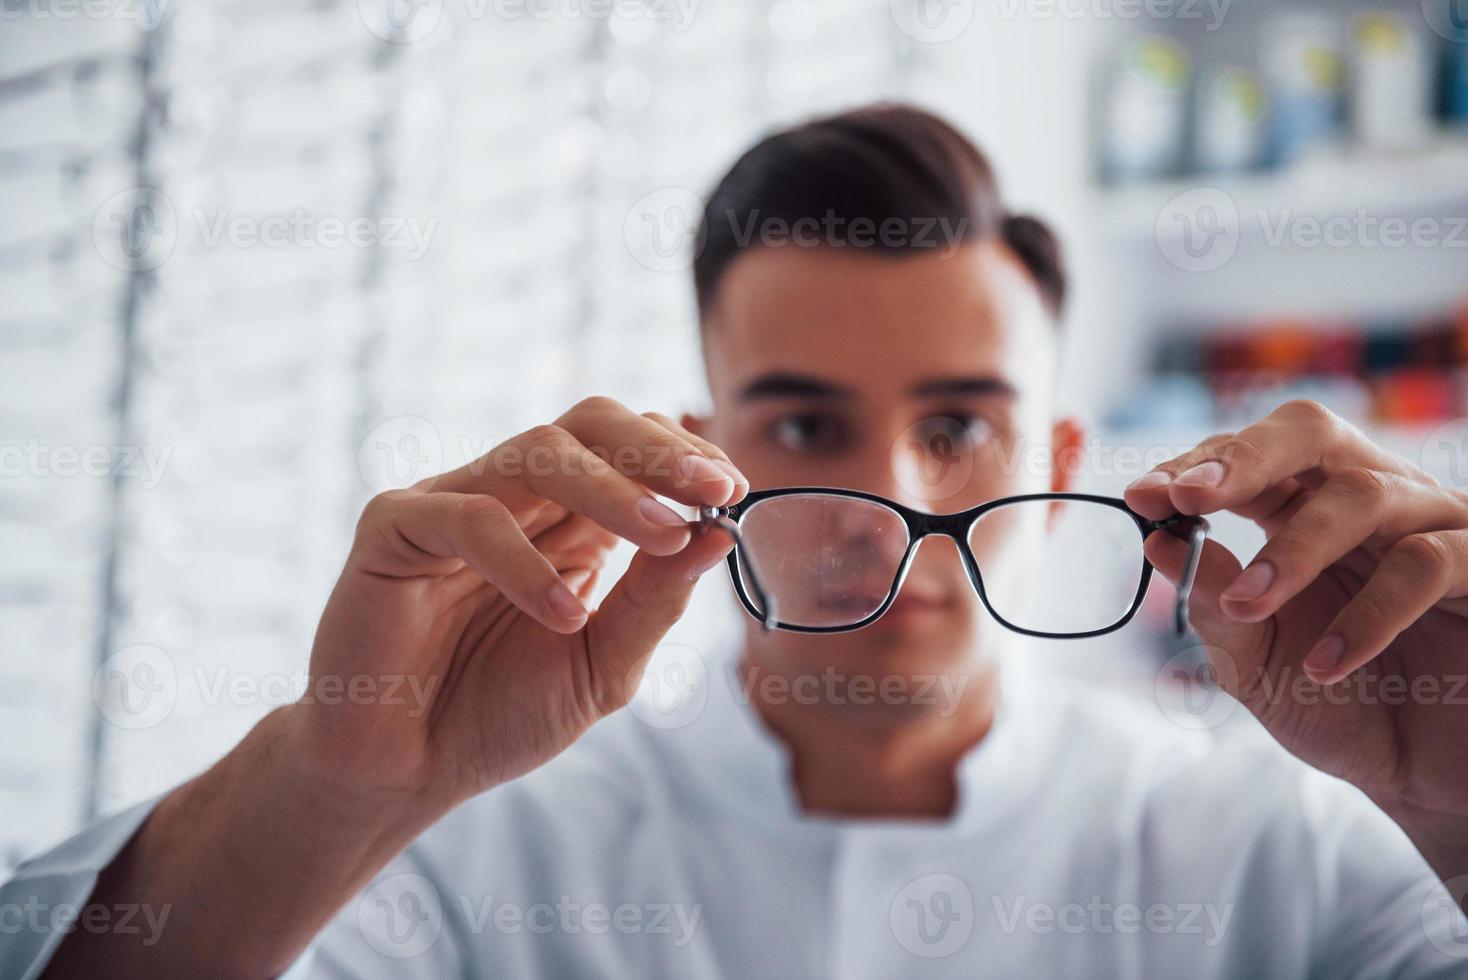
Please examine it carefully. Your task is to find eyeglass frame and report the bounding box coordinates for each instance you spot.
[697,488,1210,640]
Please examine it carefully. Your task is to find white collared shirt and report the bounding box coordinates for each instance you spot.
[4,640,1467,979]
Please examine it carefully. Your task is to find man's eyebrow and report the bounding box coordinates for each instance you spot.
[738,372,854,401]
[910,376,1017,399]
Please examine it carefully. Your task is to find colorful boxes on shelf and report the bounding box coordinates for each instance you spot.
[1112,299,1468,429]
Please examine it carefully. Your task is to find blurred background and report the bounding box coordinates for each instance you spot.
[2,0,1466,873]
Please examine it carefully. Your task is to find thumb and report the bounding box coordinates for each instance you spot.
[583,524,735,711]
[1145,533,1271,699]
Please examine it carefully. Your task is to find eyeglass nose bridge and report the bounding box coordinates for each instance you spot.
[905,511,974,539]
[896,512,991,602]
[903,511,984,570]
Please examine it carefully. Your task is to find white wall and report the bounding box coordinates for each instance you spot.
[0,0,1100,871]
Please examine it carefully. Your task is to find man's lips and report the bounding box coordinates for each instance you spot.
[814,587,950,618]
[879,592,950,621]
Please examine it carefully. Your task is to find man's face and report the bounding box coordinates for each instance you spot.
[689,241,1078,693]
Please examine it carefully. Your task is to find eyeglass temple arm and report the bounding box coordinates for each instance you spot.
[696,507,777,632]
[1151,515,1211,638]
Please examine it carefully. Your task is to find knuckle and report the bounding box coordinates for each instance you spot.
[1265,527,1315,563]
[1330,466,1390,507]
[510,429,573,481]
[453,493,511,533]
[1389,533,1453,586]
[1447,484,1468,519]
[567,395,623,421]
[355,492,404,542]
[522,422,569,447]
[358,490,398,526]
[593,676,636,715]
[1164,433,1232,473]
[501,549,551,589]
[1347,588,1393,628]
[1278,398,1337,432]
[1217,434,1266,472]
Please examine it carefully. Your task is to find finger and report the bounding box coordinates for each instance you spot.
[1126,442,1308,528]
[1126,401,1408,520]
[1125,433,1234,519]
[534,516,614,608]
[557,396,739,506]
[357,490,590,633]
[1303,531,1468,685]
[581,524,736,713]
[1129,471,1308,529]
[1219,471,1468,623]
[1145,532,1272,697]
[434,394,736,508]
[444,422,694,556]
[564,567,600,604]
[639,410,749,504]
[532,512,620,570]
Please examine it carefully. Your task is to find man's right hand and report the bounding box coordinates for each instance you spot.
[298,395,746,810]
[44,396,746,980]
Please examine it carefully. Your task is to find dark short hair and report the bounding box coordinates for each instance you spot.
[693,103,1065,320]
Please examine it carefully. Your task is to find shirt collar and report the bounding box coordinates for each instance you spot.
[653,631,1057,836]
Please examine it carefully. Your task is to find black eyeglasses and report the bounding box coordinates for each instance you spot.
[698,488,1208,639]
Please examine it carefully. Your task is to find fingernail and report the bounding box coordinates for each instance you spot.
[1127,470,1171,492]
[638,496,688,527]
[1304,634,1345,680]
[547,581,586,620]
[713,458,747,487]
[680,454,733,485]
[1221,561,1276,602]
[1175,460,1225,488]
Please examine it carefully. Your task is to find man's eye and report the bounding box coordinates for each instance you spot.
[767,414,847,453]
[912,413,994,453]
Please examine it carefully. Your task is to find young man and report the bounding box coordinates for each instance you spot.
[7,104,1468,978]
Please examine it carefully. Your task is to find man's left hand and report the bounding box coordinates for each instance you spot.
[1125,400,1468,893]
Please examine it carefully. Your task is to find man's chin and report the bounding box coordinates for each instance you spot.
[751,616,980,705]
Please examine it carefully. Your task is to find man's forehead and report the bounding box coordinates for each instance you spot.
[710,242,1019,320]
[701,243,1052,400]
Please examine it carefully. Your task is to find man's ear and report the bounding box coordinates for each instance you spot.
[680,412,708,439]
[1050,416,1084,493]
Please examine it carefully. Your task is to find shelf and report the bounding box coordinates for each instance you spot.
[1093,128,1468,243]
